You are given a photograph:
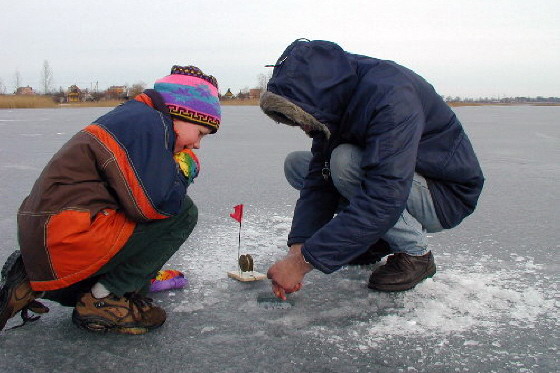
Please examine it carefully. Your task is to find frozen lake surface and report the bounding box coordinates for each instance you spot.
[0,105,558,372]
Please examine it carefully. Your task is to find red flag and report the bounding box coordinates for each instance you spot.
[230,204,244,223]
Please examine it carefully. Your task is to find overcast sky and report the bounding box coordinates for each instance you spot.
[1,0,558,98]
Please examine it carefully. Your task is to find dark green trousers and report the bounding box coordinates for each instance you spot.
[44,196,198,306]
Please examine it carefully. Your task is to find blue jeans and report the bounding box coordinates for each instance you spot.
[284,144,443,256]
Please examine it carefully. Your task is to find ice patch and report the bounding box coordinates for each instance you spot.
[172,210,558,354]
[316,259,558,349]
[178,213,290,286]
[2,164,41,171]
[200,326,216,333]
[174,301,205,313]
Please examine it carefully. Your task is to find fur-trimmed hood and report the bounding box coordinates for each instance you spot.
[260,39,358,139]
[260,91,331,139]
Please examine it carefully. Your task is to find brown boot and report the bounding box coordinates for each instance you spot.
[1,251,49,331]
[72,291,166,335]
[368,251,436,292]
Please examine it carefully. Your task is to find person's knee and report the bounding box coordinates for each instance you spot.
[330,151,349,181]
[330,144,361,194]
[172,200,197,242]
[183,198,198,226]
[284,151,310,190]
[170,197,198,233]
[406,173,443,233]
[284,152,297,178]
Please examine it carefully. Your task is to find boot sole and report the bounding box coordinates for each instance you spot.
[71,309,163,335]
[0,251,26,330]
[368,265,436,292]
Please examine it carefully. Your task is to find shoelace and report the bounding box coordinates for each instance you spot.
[7,300,50,330]
[126,293,154,321]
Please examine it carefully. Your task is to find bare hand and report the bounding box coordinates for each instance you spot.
[267,244,313,300]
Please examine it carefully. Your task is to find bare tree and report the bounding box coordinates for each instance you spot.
[237,87,250,99]
[128,82,146,98]
[0,79,6,94]
[41,60,54,94]
[13,70,21,92]
[257,72,272,91]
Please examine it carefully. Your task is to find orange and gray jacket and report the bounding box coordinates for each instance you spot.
[18,92,188,291]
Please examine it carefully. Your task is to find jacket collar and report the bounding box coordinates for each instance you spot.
[135,89,171,118]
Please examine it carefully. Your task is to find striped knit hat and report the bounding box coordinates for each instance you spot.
[154,65,221,133]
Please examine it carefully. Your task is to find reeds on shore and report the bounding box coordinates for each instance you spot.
[0,95,125,109]
[219,98,260,106]
[2,95,558,110]
[0,95,259,109]
[59,100,125,108]
[0,95,58,109]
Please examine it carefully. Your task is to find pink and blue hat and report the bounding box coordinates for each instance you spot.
[154,65,221,133]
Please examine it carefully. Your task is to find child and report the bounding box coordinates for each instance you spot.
[0,65,221,335]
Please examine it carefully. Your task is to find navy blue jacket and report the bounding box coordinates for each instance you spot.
[261,40,484,274]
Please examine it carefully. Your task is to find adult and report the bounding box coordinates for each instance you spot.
[261,40,484,299]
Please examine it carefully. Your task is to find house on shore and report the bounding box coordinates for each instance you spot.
[106,86,128,100]
[222,88,234,100]
[15,86,34,95]
[249,88,262,100]
[67,85,82,102]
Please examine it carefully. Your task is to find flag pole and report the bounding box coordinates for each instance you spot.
[229,204,244,275]
[237,220,241,275]
[227,204,266,283]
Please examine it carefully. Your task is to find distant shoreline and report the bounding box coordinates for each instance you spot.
[1,95,559,109]
[447,102,560,107]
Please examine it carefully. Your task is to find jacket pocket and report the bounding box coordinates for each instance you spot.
[45,208,135,284]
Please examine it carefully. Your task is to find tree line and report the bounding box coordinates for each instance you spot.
[1,62,557,104]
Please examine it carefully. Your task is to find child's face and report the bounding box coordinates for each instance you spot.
[172,119,211,153]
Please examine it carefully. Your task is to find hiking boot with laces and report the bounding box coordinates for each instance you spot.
[368,251,436,292]
[72,291,166,335]
[348,239,391,266]
[1,250,49,331]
